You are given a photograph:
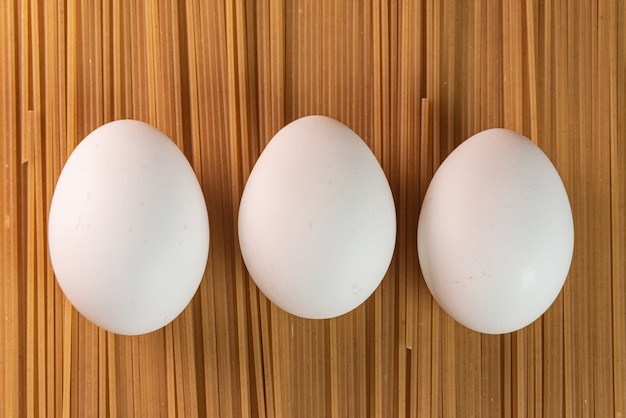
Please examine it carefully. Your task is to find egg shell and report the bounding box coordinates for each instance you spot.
[48,120,209,335]
[238,115,396,319]
[417,128,574,334]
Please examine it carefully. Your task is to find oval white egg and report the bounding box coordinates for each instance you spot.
[417,128,574,334]
[238,115,396,319]
[48,119,209,335]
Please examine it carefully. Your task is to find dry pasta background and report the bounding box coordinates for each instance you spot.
[1,0,625,417]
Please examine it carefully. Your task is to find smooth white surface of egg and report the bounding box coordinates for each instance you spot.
[48,120,209,335]
[417,128,574,334]
[238,115,396,319]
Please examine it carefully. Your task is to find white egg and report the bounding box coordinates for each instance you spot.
[417,128,574,334]
[238,116,396,319]
[48,120,209,335]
